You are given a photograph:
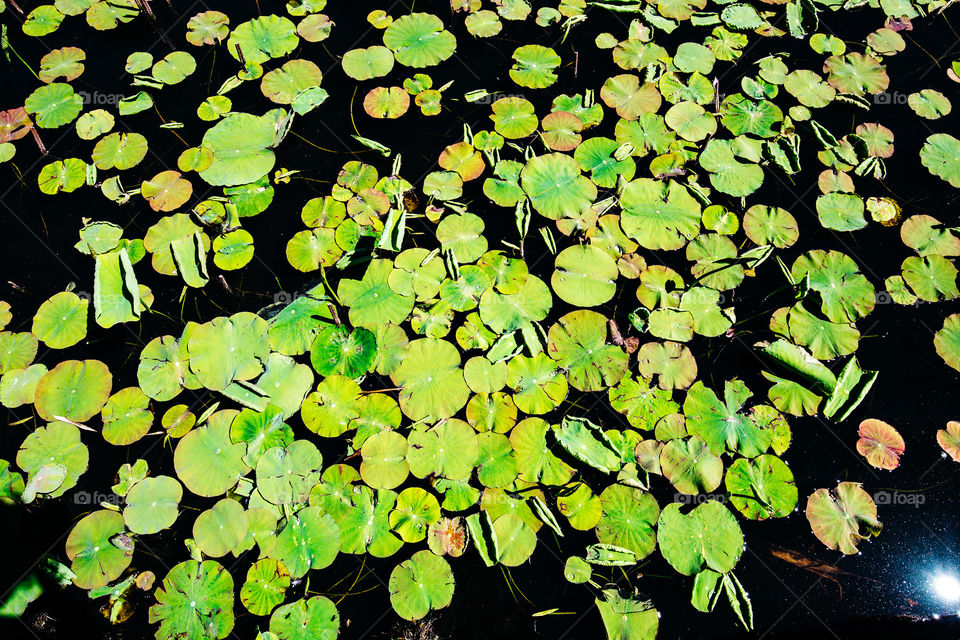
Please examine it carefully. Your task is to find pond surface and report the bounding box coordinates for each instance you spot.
[1,1,960,639]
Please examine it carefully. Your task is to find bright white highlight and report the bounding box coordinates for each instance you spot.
[931,573,960,603]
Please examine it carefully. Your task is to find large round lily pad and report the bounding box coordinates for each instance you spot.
[34,359,112,422]
[149,560,235,640]
[65,510,133,589]
[388,550,455,621]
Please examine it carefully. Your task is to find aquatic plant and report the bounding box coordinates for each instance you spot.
[0,0,958,638]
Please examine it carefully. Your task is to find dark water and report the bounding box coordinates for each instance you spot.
[1,1,960,638]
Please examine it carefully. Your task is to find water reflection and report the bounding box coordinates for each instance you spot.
[931,572,960,604]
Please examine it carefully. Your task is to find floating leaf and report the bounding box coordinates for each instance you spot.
[388,550,455,620]
[806,482,881,555]
[856,419,904,470]
[149,560,235,640]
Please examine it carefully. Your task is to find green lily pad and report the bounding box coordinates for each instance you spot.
[684,380,771,457]
[339,259,415,328]
[123,476,182,535]
[521,153,597,221]
[228,15,299,65]
[510,44,561,88]
[32,291,87,349]
[360,430,408,490]
[240,558,290,616]
[65,511,132,589]
[388,550,455,621]
[149,560,235,640]
[101,386,153,446]
[551,245,618,307]
[34,359,112,423]
[657,501,743,575]
[199,113,277,187]
[269,596,339,640]
[595,484,659,558]
[342,46,395,80]
[310,325,376,378]
[187,312,269,391]
[174,418,249,497]
[660,436,723,495]
[724,454,797,519]
[193,498,248,557]
[391,338,470,421]
[256,440,322,506]
[389,487,441,543]
[383,13,456,67]
[24,83,82,128]
[407,419,478,481]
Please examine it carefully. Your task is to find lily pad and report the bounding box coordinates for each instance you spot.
[388,550,455,621]
[805,482,881,555]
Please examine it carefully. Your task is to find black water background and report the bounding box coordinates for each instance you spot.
[1,1,960,638]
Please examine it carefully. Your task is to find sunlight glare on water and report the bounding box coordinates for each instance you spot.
[930,572,960,604]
